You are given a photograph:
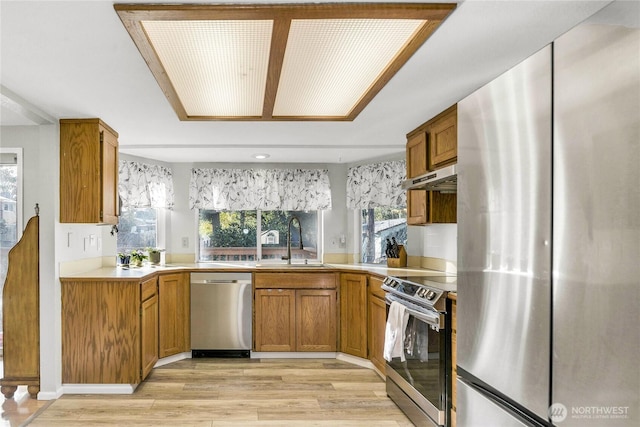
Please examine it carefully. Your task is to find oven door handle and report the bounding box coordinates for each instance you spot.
[385,295,441,329]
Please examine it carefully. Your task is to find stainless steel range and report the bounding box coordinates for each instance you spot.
[382,275,457,427]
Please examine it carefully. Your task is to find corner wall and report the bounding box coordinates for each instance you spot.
[1,124,62,398]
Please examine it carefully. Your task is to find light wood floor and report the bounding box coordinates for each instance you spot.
[22,358,412,426]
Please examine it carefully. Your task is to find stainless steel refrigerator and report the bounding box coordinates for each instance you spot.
[456,2,639,426]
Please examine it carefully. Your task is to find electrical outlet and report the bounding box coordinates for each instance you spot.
[181,237,189,248]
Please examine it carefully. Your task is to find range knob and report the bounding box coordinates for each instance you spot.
[426,290,437,300]
[384,277,398,288]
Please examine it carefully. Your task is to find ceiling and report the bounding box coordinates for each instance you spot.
[0,0,610,165]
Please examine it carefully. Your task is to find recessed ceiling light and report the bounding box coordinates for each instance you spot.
[114,3,456,121]
[253,153,270,160]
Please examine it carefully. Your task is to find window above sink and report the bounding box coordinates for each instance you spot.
[197,210,321,263]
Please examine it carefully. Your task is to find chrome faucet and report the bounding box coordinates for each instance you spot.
[283,215,303,264]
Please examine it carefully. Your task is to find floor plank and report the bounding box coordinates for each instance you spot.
[23,358,411,426]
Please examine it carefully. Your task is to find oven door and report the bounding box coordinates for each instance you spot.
[385,296,448,426]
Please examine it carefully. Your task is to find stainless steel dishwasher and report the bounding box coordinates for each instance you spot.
[190,272,252,358]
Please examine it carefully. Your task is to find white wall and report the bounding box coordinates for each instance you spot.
[1,124,62,398]
[407,223,458,265]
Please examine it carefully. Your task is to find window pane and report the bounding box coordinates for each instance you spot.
[261,210,318,261]
[1,156,19,350]
[117,207,157,252]
[361,207,407,264]
[198,210,257,261]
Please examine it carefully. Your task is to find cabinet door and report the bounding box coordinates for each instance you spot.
[296,289,337,352]
[339,274,367,358]
[158,273,190,358]
[429,191,457,224]
[61,280,139,384]
[254,289,296,352]
[429,108,457,170]
[60,120,102,223]
[141,293,158,380]
[100,124,119,225]
[406,131,428,178]
[407,190,428,225]
[59,119,119,224]
[368,295,387,375]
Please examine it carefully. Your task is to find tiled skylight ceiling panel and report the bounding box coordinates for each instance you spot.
[115,3,457,120]
[273,19,425,117]
[142,20,273,117]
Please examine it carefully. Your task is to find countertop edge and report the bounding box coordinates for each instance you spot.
[59,263,454,281]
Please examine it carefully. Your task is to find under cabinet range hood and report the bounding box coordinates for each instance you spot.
[402,164,457,192]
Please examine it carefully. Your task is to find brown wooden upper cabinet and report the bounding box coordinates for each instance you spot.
[429,105,457,170]
[406,104,457,174]
[60,118,119,224]
[406,131,428,179]
[406,105,457,225]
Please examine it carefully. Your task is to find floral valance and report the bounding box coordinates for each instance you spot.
[189,168,332,211]
[119,160,175,209]
[346,159,406,209]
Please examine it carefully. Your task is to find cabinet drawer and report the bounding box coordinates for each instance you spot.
[141,277,157,301]
[368,275,386,300]
[254,272,337,289]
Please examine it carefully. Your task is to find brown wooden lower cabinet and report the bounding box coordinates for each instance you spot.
[254,288,296,352]
[61,279,144,384]
[158,272,190,358]
[297,289,337,352]
[140,277,158,380]
[61,272,188,385]
[253,272,338,352]
[340,273,368,358]
[368,294,387,374]
[368,275,387,374]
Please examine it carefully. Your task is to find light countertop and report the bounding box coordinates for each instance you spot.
[60,262,454,281]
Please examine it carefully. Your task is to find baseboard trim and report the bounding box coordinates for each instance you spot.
[154,351,192,368]
[61,383,138,395]
[36,387,63,401]
[335,352,375,370]
[251,351,338,359]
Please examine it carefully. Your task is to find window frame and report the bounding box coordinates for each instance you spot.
[116,206,160,253]
[196,209,323,263]
[359,206,407,264]
[0,147,23,240]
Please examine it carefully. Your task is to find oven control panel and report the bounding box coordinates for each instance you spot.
[382,276,446,311]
